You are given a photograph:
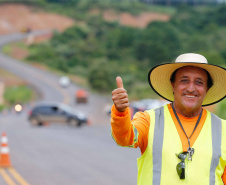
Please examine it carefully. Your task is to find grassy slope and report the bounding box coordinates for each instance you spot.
[1,3,224,116]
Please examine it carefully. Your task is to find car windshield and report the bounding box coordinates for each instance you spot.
[59,104,73,113]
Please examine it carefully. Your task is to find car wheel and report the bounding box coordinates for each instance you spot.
[30,118,38,126]
[68,119,80,127]
[30,117,40,126]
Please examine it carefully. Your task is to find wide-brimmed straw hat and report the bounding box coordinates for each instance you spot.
[148,53,226,106]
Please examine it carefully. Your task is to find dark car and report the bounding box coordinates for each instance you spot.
[28,102,88,127]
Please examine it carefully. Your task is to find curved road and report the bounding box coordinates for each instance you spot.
[0,32,140,185]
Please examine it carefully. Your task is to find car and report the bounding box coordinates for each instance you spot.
[75,89,88,103]
[28,102,88,127]
[105,103,145,119]
[59,76,70,87]
[105,99,168,119]
[131,99,169,111]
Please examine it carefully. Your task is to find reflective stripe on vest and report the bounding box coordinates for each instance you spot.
[137,105,225,185]
[152,107,164,185]
[210,113,222,184]
[111,125,139,148]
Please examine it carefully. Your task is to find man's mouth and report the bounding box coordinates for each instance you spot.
[185,95,197,98]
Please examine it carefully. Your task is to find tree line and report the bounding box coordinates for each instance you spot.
[25,3,226,100]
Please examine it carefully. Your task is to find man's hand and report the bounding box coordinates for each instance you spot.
[112,76,129,112]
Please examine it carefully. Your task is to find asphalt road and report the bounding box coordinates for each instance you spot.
[0,33,140,185]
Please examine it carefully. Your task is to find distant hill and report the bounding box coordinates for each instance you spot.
[0,3,74,35]
[2,2,226,104]
[0,2,174,35]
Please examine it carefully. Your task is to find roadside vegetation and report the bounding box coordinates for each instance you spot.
[1,1,226,116]
[24,3,226,97]
[0,68,36,111]
[4,85,33,105]
[216,99,226,119]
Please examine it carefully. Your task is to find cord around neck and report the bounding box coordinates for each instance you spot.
[171,102,203,149]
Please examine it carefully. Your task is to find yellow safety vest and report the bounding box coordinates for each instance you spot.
[137,105,226,185]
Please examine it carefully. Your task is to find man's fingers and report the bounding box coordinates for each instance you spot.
[113,76,129,112]
[115,102,129,112]
[118,99,129,105]
[116,105,129,112]
[112,88,127,95]
[112,93,128,101]
[116,76,123,88]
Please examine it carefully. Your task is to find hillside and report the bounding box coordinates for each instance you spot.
[0,3,225,116]
[0,3,172,35]
[0,4,74,35]
[92,9,170,28]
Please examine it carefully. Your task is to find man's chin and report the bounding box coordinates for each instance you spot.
[182,101,199,109]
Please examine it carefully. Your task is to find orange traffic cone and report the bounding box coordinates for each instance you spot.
[0,132,11,167]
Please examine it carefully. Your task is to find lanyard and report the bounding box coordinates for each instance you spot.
[172,103,203,160]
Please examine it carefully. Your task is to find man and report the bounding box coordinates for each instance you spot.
[111,53,226,184]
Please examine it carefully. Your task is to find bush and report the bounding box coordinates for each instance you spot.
[4,85,33,105]
[88,59,117,93]
[25,3,226,98]
[215,99,226,119]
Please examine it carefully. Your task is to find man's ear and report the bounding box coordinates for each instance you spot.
[171,82,174,88]
[171,82,175,94]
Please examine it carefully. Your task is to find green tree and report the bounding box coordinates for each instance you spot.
[135,22,181,67]
[88,59,116,93]
[203,52,225,66]
[215,6,226,26]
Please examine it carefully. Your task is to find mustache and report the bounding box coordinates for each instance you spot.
[183,90,198,96]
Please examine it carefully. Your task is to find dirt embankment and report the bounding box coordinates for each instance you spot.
[0,4,171,86]
[0,4,75,87]
[0,4,75,35]
[103,10,170,28]
[0,4,170,36]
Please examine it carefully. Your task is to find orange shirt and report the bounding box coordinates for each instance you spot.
[111,104,226,183]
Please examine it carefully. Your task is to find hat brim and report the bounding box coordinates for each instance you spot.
[148,62,226,106]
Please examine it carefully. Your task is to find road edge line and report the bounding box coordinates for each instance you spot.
[0,168,16,185]
[8,167,30,185]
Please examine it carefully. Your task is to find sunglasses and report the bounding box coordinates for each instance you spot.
[176,152,188,179]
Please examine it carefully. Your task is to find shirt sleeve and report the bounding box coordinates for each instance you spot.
[110,104,150,154]
[222,167,226,184]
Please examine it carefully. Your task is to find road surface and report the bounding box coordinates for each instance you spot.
[0,32,140,185]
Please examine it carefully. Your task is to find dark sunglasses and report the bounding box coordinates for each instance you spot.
[176,152,188,179]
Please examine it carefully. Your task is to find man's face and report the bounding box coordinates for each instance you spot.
[171,66,209,112]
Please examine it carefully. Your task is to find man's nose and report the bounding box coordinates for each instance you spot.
[187,82,195,92]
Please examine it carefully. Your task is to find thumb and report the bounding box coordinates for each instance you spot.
[116,76,124,88]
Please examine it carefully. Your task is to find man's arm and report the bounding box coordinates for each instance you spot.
[222,168,226,184]
[111,77,150,152]
[111,103,150,154]
[111,76,134,146]
[111,104,136,146]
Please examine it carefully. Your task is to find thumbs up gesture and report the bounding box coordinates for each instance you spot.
[112,76,129,112]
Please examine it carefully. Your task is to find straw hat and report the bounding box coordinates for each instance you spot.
[148,53,226,106]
